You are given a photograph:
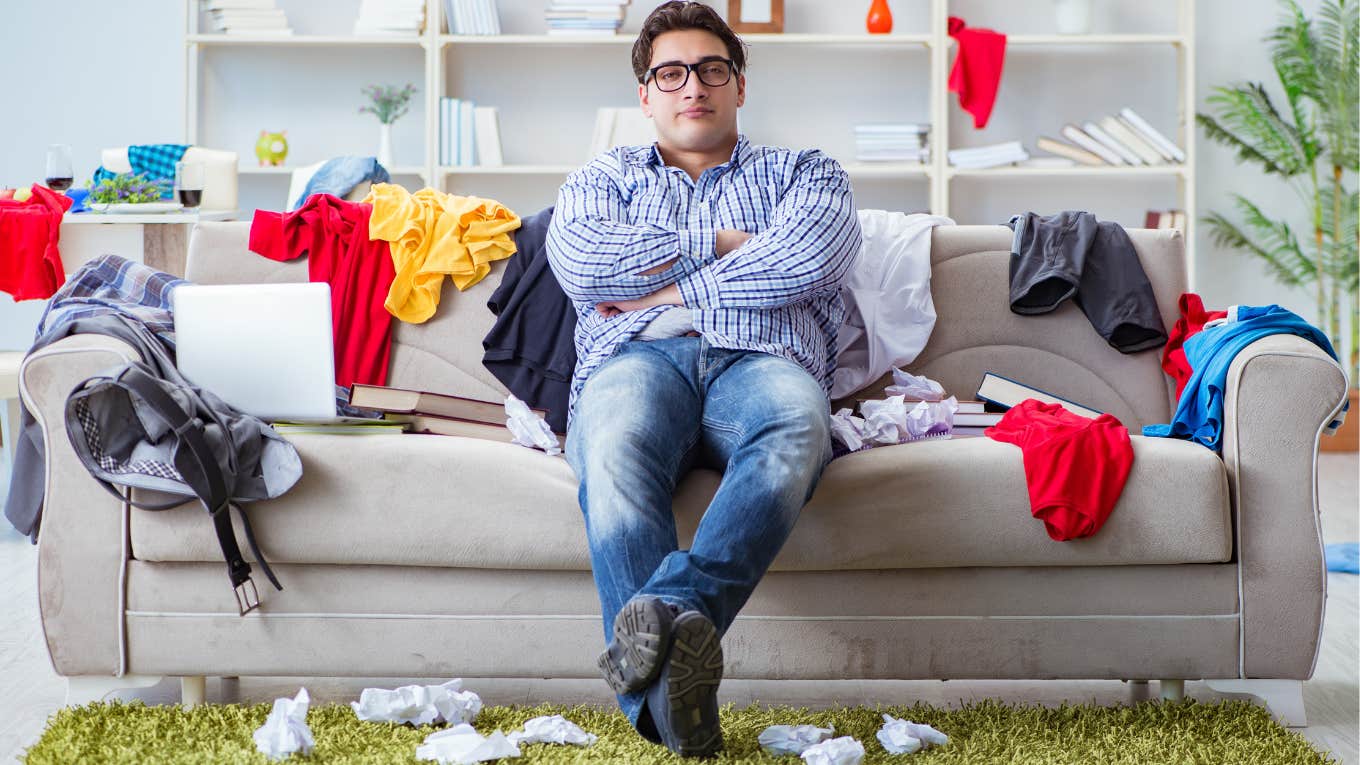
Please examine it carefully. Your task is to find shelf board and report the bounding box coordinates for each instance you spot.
[948,164,1187,178]
[188,34,424,46]
[991,34,1186,46]
[439,33,930,47]
[842,163,931,178]
[239,165,426,176]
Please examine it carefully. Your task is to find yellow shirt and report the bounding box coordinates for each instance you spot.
[363,183,521,323]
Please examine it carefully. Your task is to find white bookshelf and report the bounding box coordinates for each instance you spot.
[185,0,1198,284]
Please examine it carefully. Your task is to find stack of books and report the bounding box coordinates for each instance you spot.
[948,140,1029,169]
[354,0,425,35]
[545,1,631,36]
[444,0,502,34]
[349,383,555,444]
[1036,108,1186,167]
[205,0,293,35]
[854,124,930,163]
[439,98,503,167]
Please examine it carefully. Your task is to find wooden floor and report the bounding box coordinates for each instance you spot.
[1,452,1356,763]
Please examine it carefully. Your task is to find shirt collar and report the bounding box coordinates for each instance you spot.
[639,134,752,174]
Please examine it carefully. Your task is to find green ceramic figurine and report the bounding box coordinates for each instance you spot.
[254,130,289,166]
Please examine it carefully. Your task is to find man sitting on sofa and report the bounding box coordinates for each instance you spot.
[544,1,863,757]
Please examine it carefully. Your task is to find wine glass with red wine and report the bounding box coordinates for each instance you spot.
[175,161,204,208]
[45,144,73,192]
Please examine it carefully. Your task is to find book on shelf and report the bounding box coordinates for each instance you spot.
[1060,124,1125,166]
[458,99,476,165]
[1017,157,1077,169]
[948,141,1029,169]
[473,106,503,166]
[354,0,425,34]
[445,0,502,34]
[1119,107,1185,162]
[1081,121,1144,166]
[975,372,1102,419]
[588,107,658,158]
[1146,210,1188,231]
[348,382,547,424]
[204,0,278,8]
[1035,136,1106,166]
[1097,116,1166,165]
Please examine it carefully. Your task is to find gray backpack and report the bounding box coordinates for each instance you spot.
[65,361,303,615]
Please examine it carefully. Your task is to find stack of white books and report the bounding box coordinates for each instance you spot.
[440,97,504,167]
[445,0,502,35]
[206,0,292,35]
[1036,108,1187,167]
[354,0,425,35]
[948,141,1029,169]
[546,1,631,36]
[854,124,929,163]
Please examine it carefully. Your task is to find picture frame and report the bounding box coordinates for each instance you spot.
[727,0,784,33]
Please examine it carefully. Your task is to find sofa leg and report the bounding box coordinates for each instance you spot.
[181,676,207,707]
[65,675,164,707]
[1159,679,1185,701]
[1205,679,1307,727]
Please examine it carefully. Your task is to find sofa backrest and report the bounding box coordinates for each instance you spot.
[187,220,1183,428]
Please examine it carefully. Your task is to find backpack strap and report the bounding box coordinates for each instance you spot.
[107,365,283,614]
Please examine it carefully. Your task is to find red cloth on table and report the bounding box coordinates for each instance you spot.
[0,185,73,300]
[249,194,395,389]
[985,399,1134,542]
[947,16,1008,130]
[1161,292,1228,399]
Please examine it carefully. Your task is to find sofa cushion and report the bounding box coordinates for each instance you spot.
[131,432,1231,570]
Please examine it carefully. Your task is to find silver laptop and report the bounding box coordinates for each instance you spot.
[173,282,337,421]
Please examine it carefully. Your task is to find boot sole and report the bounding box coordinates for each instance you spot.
[598,597,672,695]
[661,612,724,757]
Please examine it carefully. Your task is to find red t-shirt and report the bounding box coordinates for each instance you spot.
[0,185,72,300]
[250,194,396,390]
[1161,292,1228,399]
[985,399,1134,541]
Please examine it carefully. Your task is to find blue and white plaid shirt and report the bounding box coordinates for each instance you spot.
[546,135,862,426]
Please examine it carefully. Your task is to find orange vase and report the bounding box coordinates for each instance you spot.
[866,0,893,34]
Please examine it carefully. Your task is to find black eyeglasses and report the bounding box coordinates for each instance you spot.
[644,58,736,92]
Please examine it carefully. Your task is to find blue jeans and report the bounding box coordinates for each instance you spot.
[565,336,834,730]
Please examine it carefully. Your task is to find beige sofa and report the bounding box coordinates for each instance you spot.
[22,222,1348,725]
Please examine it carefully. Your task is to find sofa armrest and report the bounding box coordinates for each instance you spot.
[22,334,142,676]
[1222,333,1349,679]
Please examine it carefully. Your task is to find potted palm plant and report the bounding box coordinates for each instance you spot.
[1198,0,1358,450]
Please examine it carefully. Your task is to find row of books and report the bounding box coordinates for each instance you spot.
[440,98,504,166]
[354,0,425,36]
[948,140,1030,169]
[1037,108,1185,167]
[546,1,631,37]
[854,124,929,163]
[1145,209,1188,231]
[204,0,293,35]
[444,0,502,35]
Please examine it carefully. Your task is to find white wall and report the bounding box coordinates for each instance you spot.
[0,0,1347,344]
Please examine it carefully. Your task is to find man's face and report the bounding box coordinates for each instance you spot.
[639,29,745,153]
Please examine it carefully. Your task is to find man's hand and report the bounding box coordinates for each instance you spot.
[596,283,682,318]
[715,229,752,257]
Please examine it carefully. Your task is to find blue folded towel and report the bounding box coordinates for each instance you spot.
[1325,543,1359,574]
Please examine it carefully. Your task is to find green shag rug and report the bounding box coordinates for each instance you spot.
[22,699,1336,764]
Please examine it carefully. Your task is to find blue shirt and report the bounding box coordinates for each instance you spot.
[546,135,862,426]
[1142,304,1340,451]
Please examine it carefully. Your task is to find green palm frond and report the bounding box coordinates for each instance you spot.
[1269,0,1323,135]
[1315,0,1359,169]
[1201,196,1315,287]
[1201,83,1314,176]
[1321,185,1360,288]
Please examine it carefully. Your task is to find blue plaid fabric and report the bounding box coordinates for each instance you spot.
[90,144,190,200]
[545,135,862,425]
[37,255,184,348]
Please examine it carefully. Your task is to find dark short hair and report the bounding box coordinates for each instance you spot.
[632,1,748,84]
